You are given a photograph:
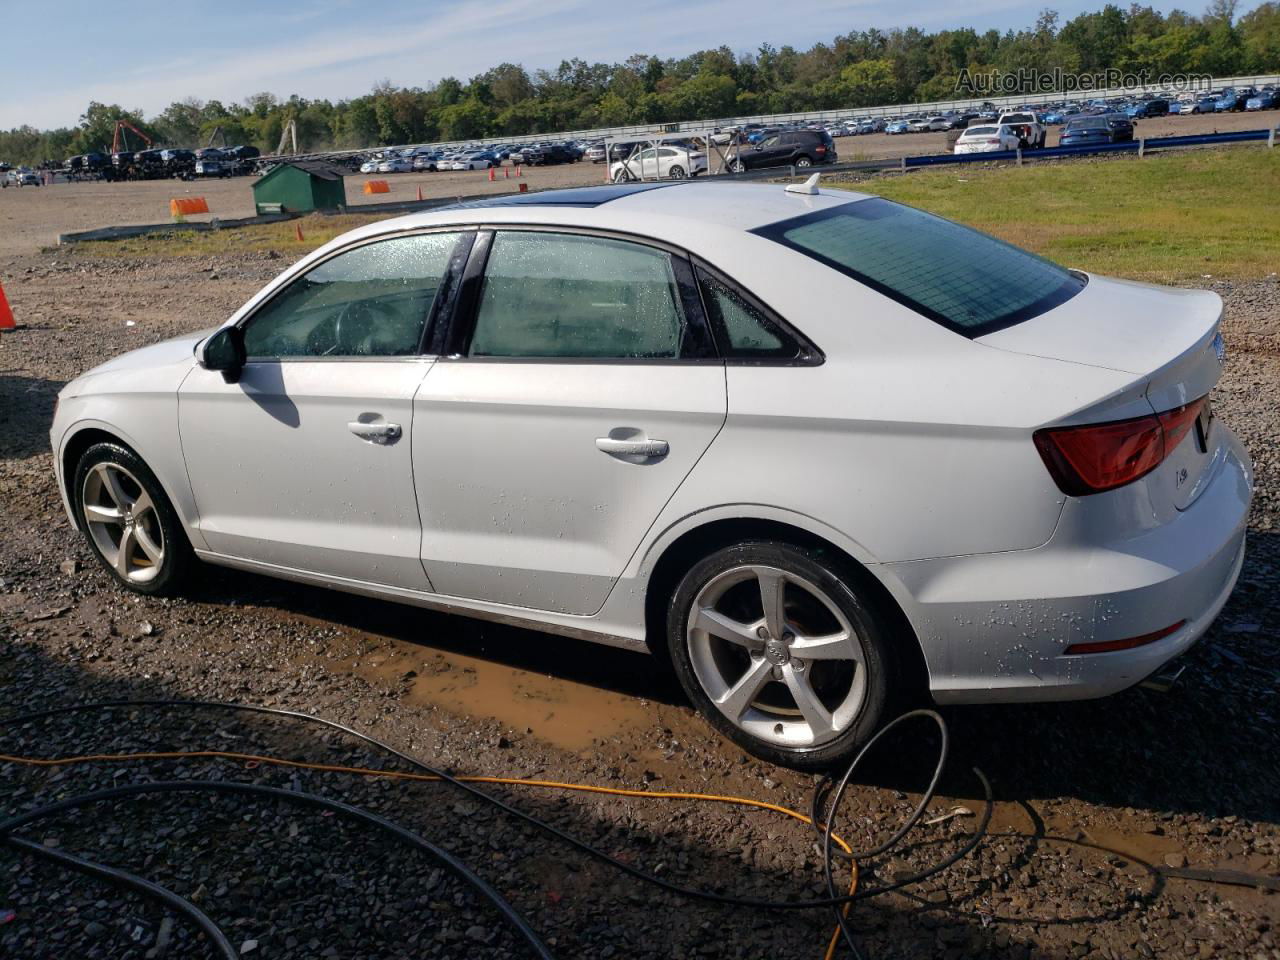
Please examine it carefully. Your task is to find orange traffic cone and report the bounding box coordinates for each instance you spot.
[0,280,14,331]
[503,167,509,179]
[488,166,496,182]
[416,185,423,201]
[295,222,305,243]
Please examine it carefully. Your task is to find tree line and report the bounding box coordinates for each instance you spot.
[3,1,1278,166]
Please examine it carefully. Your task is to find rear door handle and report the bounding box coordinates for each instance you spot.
[595,437,669,459]
[348,421,402,444]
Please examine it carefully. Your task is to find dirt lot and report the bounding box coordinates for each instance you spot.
[1,109,1273,257]
[1,167,1279,959]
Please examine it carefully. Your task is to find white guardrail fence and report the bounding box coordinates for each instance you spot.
[269,73,1280,162]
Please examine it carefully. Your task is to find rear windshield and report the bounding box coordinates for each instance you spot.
[753,198,1085,337]
[964,126,998,136]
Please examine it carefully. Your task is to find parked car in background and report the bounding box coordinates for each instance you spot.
[192,159,230,178]
[1190,95,1219,114]
[729,130,836,172]
[376,158,412,174]
[450,151,496,171]
[996,112,1046,148]
[584,142,607,162]
[411,154,441,172]
[1215,89,1243,112]
[953,124,1021,154]
[510,143,576,166]
[885,119,910,134]
[1127,99,1169,118]
[924,116,952,131]
[4,167,41,186]
[1058,115,1116,147]
[359,159,380,174]
[906,117,931,132]
[1106,114,1136,142]
[1246,91,1276,110]
[610,145,706,181]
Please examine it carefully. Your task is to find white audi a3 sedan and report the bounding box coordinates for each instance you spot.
[50,180,1252,768]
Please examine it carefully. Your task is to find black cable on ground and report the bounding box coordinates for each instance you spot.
[0,780,555,960]
[0,699,995,959]
[3,835,239,960]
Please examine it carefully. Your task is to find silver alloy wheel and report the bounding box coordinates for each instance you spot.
[687,564,867,748]
[81,462,165,584]
[796,157,813,167]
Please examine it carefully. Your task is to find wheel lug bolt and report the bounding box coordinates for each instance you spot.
[756,627,770,639]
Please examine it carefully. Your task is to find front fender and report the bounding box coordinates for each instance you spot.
[52,407,207,551]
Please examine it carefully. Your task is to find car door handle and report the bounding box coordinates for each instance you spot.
[595,437,669,459]
[348,421,402,444]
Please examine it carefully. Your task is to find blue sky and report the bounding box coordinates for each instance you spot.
[4,0,1254,129]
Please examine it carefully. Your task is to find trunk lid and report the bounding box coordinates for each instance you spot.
[981,273,1225,510]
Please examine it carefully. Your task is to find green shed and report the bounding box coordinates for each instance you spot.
[252,160,348,215]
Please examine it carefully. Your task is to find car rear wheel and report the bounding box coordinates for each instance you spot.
[73,442,192,596]
[795,156,813,167]
[667,541,893,769]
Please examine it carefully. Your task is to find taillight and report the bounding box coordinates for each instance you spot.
[1033,397,1206,496]
[815,145,827,154]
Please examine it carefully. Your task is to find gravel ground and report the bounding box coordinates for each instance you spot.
[1,247,1278,960]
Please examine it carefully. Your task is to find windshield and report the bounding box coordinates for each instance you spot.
[964,126,998,136]
[1068,117,1108,130]
[752,198,1085,337]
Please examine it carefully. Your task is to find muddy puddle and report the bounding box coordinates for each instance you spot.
[324,638,667,751]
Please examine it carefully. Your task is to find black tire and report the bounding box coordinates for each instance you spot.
[668,165,686,179]
[72,442,193,596]
[794,156,813,167]
[730,159,746,173]
[666,540,895,770]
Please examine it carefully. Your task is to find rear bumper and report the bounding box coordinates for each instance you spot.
[889,425,1253,705]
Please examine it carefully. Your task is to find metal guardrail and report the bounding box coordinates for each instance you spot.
[901,126,1275,167]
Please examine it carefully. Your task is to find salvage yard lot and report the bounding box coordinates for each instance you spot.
[2,144,1279,959]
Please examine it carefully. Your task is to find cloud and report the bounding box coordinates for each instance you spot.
[2,0,1224,129]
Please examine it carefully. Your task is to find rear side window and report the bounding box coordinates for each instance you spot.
[468,231,688,359]
[752,198,1085,337]
[697,271,791,359]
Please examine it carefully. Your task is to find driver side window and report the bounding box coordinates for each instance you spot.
[242,232,463,358]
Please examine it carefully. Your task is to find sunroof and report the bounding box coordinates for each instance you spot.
[444,182,682,209]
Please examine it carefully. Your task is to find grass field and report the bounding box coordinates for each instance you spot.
[77,213,385,259]
[838,147,1279,282]
[76,146,1279,283]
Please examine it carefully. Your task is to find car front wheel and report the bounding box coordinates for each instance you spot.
[668,541,894,769]
[73,442,192,595]
[668,165,686,179]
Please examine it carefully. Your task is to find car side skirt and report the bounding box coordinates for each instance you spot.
[194,550,650,653]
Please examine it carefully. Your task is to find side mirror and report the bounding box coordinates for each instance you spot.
[201,326,246,384]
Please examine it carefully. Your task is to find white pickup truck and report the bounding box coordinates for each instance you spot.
[996,112,1047,149]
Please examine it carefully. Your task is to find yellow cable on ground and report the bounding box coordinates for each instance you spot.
[0,748,859,958]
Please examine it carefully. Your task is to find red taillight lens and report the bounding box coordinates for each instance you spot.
[1033,397,1206,496]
